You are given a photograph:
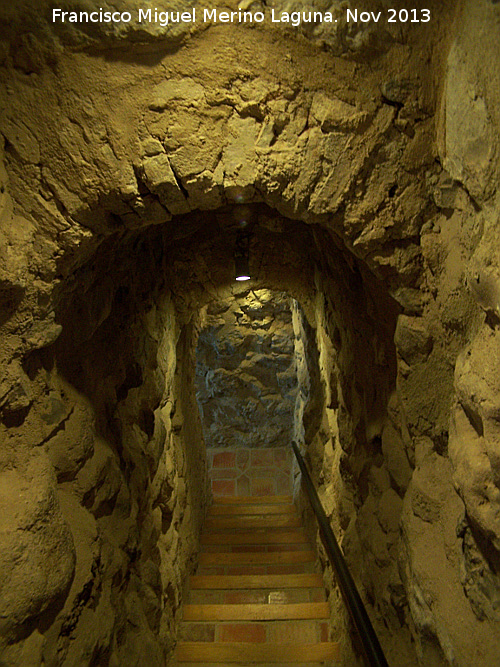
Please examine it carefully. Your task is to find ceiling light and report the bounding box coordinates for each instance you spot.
[234,232,251,282]
[235,254,251,281]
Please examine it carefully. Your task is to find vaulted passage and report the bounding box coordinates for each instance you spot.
[1,2,500,666]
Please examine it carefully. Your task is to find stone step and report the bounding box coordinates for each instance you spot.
[190,573,324,590]
[197,562,316,577]
[202,543,312,554]
[198,550,315,567]
[202,530,307,546]
[176,496,337,666]
[179,619,328,644]
[205,514,302,531]
[183,602,330,622]
[178,662,338,667]
[176,641,340,662]
[197,563,316,577]
[212,495,294,505]
[209,503,297,516]
[188,589,327,605]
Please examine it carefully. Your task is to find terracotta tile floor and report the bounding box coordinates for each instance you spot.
[207,447,293,497]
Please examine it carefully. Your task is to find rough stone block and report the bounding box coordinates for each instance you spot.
[0,452,75,646]
[395,315,433,365]
[381,421,412,492]
[142,154,190,215]
[377,488,403,533]
[309,92,369,133]
[46,395,96,483]
[149,78,205,111]
[0,360,32,424]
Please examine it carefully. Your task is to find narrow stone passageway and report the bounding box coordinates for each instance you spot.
[195,289,297,498]
[2,2,500,666]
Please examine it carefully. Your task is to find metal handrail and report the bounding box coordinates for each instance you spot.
[291,440,389,667]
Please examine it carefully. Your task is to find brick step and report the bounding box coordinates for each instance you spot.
[209,503,297,516]
[183,602,329,621]
[177,663,337,667]
[205,515,302,530]
[202,544,312,555]
[176,495,338,666]
[202,530,307,546]
[212,495,293,505]
[176,641,340,662]
[180,619,328,644]
[197,562,316,576]
[188,589,327,605]
[190,573,324,590]
[199,550,315,567]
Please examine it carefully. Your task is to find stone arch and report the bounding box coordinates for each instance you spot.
[2,2,500,665]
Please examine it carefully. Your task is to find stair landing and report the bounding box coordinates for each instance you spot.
[175,495,340,666]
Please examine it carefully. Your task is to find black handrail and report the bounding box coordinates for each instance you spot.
[291,440,389,667]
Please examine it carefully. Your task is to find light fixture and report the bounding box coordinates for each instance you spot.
[234,232,251,281]
[235,254,251,281]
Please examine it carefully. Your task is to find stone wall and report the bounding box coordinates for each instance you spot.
[288,4,500,665]
[195,289,296,450]
[0,222,209,665]
[2,0,500,665]
[291,237,413,665]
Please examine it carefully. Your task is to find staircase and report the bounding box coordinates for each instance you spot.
[175,494,340,666]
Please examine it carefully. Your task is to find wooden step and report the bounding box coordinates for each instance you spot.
[183,602,329,621]
[190,573,324,590]
[202,530,307,546]
[176,641,340,662]
[209,503,297,516]
[177,664,337,667]
[213,495,293,505]
[178,492,337,666]
[198,551,315,567]
[205,515,302,530]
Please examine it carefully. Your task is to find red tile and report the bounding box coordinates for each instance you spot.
[212,480,235,496]
[199,567,226,575]
[268,590,309,604]
[236,474,250,496]
[180,623,215,641]
[189,590,224,604]
[266,564,306,575]
[209,468,238,479]
[267,544,307,552]
[251,449,274,467]
[248,467,280,478]
[251,478,275,496]
[268,620,316,643]
[310,589,327,602]
[213,451,236,468]
[228,566,267,575]
[219,623,266,643]
[276,472,293,494]
[225,590,267,604]
[274,448,289,464]
[236,449,250,469]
